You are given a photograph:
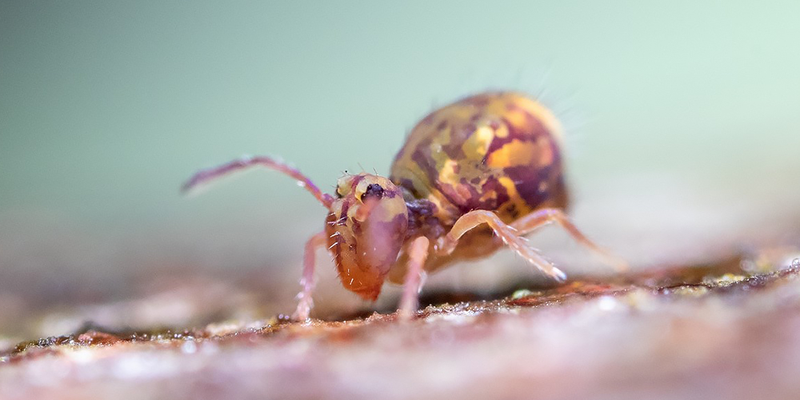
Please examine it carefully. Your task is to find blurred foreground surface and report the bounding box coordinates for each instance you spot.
[2,248,800,400]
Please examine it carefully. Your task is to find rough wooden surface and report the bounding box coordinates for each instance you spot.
[2,250,799,400]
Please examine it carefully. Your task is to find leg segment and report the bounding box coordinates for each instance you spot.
[509,208,627,272]
[182,155,334,208]
[398,236,430,320]
[438,210,567,281]
[292,231,329,321]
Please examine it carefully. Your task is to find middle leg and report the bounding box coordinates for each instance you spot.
[438,210,567,281]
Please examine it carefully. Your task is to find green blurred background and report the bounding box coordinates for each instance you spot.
[1,2,799,325]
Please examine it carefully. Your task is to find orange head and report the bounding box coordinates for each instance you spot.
[182,157,410,301]
[326,173,409,300]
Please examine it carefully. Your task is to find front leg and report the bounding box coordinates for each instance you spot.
[438,210,567,282]
[291,231,329,321]
[398,236,430,320]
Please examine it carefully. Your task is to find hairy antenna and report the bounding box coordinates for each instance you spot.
[182,155,334,209]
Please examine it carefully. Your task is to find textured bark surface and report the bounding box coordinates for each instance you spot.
[2,250,799,400]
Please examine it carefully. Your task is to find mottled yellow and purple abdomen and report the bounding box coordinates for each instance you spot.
[390,92,569,227]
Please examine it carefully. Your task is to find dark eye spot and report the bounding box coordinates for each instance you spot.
[361,184,384,201]
[335,187,343,198]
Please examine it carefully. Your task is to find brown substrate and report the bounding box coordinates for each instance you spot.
[1,253,799,400]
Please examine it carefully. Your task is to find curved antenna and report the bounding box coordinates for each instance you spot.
[182,155,334,209]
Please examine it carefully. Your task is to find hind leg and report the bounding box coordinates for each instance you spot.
[509,208,627,272]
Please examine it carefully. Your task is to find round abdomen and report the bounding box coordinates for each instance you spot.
[390,92,569,226]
